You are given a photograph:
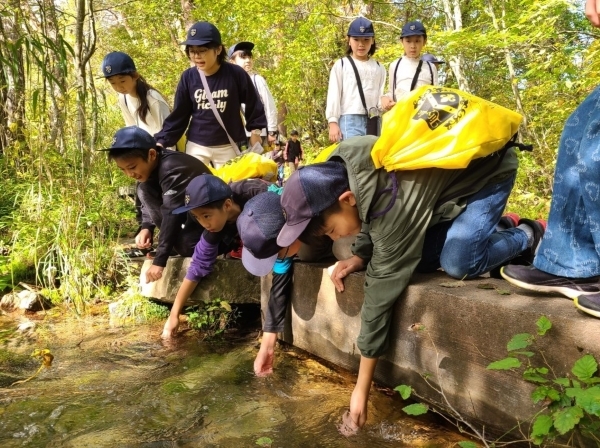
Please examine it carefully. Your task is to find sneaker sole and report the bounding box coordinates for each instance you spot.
[574,297,600,318]
[500,268,599,300]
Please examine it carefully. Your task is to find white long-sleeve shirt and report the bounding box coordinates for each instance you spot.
[326,57,387,123]
[386,56,438,101]
[118,89,171,136]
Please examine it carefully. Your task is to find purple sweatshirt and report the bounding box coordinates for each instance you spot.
[155,63,267,147]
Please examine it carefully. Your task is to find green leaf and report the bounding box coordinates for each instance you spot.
[524,368,548,383]
[487,357,522,370]
[553,406,583,435]
[536,316,552,335]
[495,289,512,295]
[531,414,553,438]
[507,333,533,351]
[220,301,232,312]
[532,386,560,403]
[574,386,600,416]
[402,403,429,415]
[572,354,598,381]
[458,442,478,448]
[394,385,412,400]
[553,377,570,387]
[256,436,273,447]
[513,351,535,357]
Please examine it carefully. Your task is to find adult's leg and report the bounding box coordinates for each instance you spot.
[439,173,529,279]
[534,85,600,278]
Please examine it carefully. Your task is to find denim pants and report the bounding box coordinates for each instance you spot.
[339,114,367,140]
[417,173,529,279]
[534,85,600,278]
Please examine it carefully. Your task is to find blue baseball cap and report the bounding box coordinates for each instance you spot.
[227,41,255,58]
[101,51,136,78]
[102,126,155,151]
[422,53,445,64]
[277,162,350,247]
[347,17,375,37]
[236,192,285,276]
[181,21,222,46]
[401,21,427,38]
[172,174,232,214]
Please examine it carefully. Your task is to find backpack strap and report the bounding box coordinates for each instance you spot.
[427,61,434,85]
[346,56,368,114]
[410,60,424,91]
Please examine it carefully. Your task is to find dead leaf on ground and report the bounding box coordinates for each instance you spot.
[439,280,466,288]
[477,283,496,290]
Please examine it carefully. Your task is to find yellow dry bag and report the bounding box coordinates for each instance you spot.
[210,152,278,183]
[372,86,523,171]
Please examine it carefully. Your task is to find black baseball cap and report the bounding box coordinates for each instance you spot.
[101,51,136,78]
[172,174,232,214]
[401,21,427,38]
[227,41,255,58]
[347,17,375,37]
[101,126,155,151]
[237,192,285,276]
[277,162,350,247]
[181,21,222,46]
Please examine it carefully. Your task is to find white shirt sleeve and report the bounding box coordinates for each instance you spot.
[146,90,171,135]
[325,59,344,124]
[252,74,278,132]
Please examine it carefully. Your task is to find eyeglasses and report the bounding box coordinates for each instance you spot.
[188,48,210,56]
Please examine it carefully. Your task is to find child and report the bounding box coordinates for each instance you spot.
[235,192,302,376]
[101,51,172,235]
[283,130,303,175]
[380,21,438,111]
[326,17,387,142]
[161,175,271,339]
[154,21,267,168]
[101,51,171,137]
[270,141,285,186]
[104,126,212,284]
[276,136,544,432]
[228,42,279,149]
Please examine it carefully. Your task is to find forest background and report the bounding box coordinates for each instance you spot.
[0,0,598,310]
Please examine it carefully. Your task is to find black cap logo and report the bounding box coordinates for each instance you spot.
[185,194,190,205]
[190,28,197,36]
[105,65,112,74]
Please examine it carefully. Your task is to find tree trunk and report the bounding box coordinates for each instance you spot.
[440,0,470,92]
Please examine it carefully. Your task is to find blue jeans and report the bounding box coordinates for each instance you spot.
[534,85,600,278]
[418,173,529,279]
[339,114,367,140]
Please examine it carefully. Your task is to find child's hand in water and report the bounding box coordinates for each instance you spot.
[161,314,180,339]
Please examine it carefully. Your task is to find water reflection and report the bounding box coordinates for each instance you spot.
[0,314,468,447]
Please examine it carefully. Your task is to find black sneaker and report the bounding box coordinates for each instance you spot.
[575,294,600,318]
[517,218,546,264]
[501,265,600,299]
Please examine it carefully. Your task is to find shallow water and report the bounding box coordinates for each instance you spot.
[0,311,471,447]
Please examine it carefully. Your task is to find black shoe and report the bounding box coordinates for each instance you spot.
[517,218,546,264]
[501,265,600,299]
[575,294,600,318]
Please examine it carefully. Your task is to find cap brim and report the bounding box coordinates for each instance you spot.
[180,39,214,46]
[241,247,278,277]
[277,219,310,248]
[172,205,193,215]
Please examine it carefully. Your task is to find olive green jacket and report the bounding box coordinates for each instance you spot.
[327,136,518,358]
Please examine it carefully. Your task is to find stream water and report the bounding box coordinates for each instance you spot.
[0,310,471,447]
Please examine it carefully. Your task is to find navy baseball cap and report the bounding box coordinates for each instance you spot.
[101,51,136,78]
[422,53,445,64]
[401,21,427,38]
[101,126,155,151]
[181,21,222,46]
[227,41,255,58]
[347,17,375,37]
[277,162,350,247]
[237,192,285,276]
[172,174,232,214]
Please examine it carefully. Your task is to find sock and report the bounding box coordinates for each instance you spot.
[517,223,534,247]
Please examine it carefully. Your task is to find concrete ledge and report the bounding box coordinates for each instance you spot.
[140,258,260,305]
[142,257,600,441]
[262,264,600,441]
